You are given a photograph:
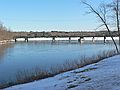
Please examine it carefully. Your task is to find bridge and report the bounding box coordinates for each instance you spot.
[13,31,119,43]
[12,31,120,43]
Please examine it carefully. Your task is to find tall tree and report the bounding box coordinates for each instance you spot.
[116,0,120,46]
[108,0,120,46]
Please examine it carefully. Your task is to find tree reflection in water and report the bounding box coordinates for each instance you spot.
[0,44,13,63]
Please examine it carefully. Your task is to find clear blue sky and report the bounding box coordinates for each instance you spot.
[0,0,109,31]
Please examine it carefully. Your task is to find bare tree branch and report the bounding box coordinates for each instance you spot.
[82,1,119,53]
[94,24,105,31]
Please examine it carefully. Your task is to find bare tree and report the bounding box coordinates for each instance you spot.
[0,22,12,41]
[107,0,120,45]
[81,1,119,53]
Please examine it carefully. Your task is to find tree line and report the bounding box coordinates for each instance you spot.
[0,23,13,41]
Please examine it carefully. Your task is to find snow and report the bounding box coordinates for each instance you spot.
[15,38,25,41]
[12,37,119,41]
[28,38,52,41]
[4,55,120,90]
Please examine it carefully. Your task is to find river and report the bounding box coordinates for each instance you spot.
[0,40,117,83]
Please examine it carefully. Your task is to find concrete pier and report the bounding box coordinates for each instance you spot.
[15,38,17,42]
[78,37,84,43]
[25,37,28,42]
[104,36,106,43]
[92,37,95,43]
[52,37,55,42]
[69,37,71,42]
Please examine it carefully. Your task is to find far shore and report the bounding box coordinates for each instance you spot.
[0,40,12,45]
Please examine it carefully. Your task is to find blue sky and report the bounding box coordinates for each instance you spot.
[0,0,109,31]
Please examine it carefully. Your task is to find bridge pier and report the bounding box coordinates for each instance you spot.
[25,37,28,42]
[69,37,71,42]
[78,37,83,43]
[92,37,95,43]
[15,38,17,42]
[52,37,55,42]
[104,36,106,43]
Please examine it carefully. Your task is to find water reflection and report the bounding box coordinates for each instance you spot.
[0,41,117,82]
[0,44,13,63]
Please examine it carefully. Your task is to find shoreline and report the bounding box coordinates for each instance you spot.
[0,40,12,45]
[0,50,118,89]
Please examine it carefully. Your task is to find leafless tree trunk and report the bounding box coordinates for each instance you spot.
[116,0,120,46]
[107,0,120,49]
[82,1,119,53]
[111,0,120,47]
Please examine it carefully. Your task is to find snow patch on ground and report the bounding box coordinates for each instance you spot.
[4,55,120,90]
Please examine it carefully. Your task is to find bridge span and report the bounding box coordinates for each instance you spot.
[13,34,119,43]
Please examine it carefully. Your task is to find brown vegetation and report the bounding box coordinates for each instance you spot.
[0,24,13,41]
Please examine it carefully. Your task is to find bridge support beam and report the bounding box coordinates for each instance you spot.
[52,37,55,42]
[25,37,28,42]
[92,37,95,43]
[69,37,71,42]
[104,36,106,43]
[15,38,17,42]
[78,37,83,43]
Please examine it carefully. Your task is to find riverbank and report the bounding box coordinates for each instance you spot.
[0,40,12,45]
[4,54,120,90]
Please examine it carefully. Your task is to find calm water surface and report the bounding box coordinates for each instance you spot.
[0,40,116,82]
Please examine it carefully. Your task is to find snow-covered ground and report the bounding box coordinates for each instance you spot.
[4,55,120,90]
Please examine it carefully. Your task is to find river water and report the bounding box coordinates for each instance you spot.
[0,40,117,83]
